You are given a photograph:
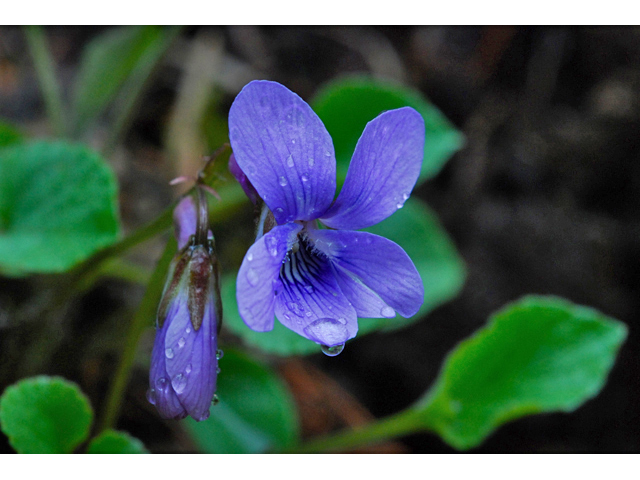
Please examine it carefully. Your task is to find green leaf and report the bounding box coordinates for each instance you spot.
[312,76,465,187]
[86,429,148,453]
[72,26,168,135]
[223,197,465,356]
[0,120,23,148]
[184,349,299,453]
[0,376,94,453]
[0,140,121,274]
[416,296,627,450]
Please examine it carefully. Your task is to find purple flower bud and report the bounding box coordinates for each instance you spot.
[229,153,260,205]
[148,193,222,421]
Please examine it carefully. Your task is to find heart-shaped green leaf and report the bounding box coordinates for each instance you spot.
[416,296,627,450]
[0,141,120,274]
[0,376,94,453]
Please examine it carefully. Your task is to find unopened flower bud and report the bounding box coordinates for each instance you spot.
[148,194,222,421]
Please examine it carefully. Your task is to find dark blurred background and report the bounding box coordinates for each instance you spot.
[1,26,639,452]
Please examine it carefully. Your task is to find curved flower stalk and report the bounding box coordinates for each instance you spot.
[229,80,425,354]
[147,191,222,421]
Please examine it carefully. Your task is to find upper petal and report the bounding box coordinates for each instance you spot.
[309,229,424,318]
[320,107,424,230]
[229,80,336,223]
[236,222,303,332]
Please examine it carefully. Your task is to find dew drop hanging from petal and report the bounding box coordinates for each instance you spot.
[321,343,345,357]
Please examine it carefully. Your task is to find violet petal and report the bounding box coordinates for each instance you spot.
[330,263,395,318]
[309,229,424,318]
[320,107,424,230]
[274,239,357,346]
[173,196,198,250]
[228,153,260,205]
[236,222,303,332]
[229,80,336,224]
[149,297,188,420]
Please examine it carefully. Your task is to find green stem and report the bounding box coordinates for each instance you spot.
[284,408,429,453]
[24,26,68,137]
[97,236,177,433]
[68,180,246,294]
[68,207,173,290]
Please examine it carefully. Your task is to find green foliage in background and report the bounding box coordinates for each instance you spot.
[0,120,23,148]
[0,376,93,453]
[0,376,146,454]
[72,26,177,137]
[0,141,120,275]
[185,349,298,453]
[416,296,627,450]
[86,429,148,454]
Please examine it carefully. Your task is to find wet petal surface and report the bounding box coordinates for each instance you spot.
[321,107,424,230]
[274,236,357,346]
[309,229,423,318]
[236,222,303,332]
[229,80,336,223]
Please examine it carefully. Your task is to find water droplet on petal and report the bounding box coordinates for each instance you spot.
[146,388,157,405]
[216,366,221,374]
[212,394,220,406]
[308,158,315,167]
[185,326,191,334]
[321,344,345,357]
[178,337,186,348]
[165,348,174,359]
[155,377,169,392]
[287,155,294,167]
[185,363,192,374]
[247,252,253,261]
[303,318,349,348]
[402,193,410,201]
[172,373,187,394]
[279,176,288,187]
[275,207,284,217]
[381,306,396,318]
[216,349,224,360]
[246,268,259,286]
[291,139,296,144]
[304,285,314,294]
[301,174,309,182]
[265,236,279,257]
[396,202,404,209]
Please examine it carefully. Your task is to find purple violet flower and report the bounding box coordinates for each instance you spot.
[229,80,425,353]
[147,193,222,421]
